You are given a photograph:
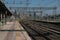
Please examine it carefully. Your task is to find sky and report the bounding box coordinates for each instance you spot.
[2,0,60,7]
[2,0,60,14]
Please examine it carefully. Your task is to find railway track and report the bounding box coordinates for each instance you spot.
[20,21,60,40]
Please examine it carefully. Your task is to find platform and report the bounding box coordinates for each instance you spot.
[0,21,31,40]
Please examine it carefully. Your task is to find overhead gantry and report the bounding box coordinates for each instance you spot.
[9,7,57,21]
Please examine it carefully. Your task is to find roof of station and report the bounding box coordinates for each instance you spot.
[0,1,12,16]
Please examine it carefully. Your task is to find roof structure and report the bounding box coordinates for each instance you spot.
[0,1,12,17]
